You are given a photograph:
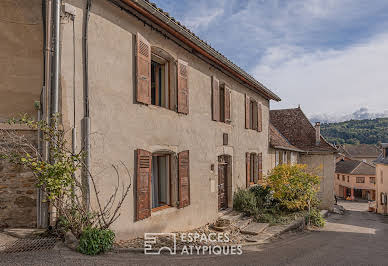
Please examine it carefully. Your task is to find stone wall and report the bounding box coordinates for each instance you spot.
[0,128,37,228]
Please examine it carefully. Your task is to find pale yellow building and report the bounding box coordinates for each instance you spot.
[375,144,388,214]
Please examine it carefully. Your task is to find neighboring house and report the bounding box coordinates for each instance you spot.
[0,0,281,237]
[0,0,42,228]
[375,144,388,215]
[270,107,338,210]
[334,159,376,201]
[338,144,382,165]
[269,124,303,168]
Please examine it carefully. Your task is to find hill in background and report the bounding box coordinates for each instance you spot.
[320,118,388,145]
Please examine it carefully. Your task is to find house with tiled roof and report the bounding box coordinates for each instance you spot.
[0,0,280,236]
[269,107,338,210]
[338,144,382,165]
[334,159,376,201]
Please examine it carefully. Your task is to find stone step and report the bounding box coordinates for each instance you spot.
[233,216,253,230]
[240,222,269,235]
[219,210,244,223]
[3,228,46,239]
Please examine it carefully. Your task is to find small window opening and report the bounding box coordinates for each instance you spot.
[151,154,170,209]
[151,53,170,109]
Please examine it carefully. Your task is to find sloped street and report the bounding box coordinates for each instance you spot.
[1,201,387,265]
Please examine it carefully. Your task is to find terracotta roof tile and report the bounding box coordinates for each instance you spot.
[270,108,337,153]
[269,124,303,152]
[338,144,382,158]
[336,159,375,175]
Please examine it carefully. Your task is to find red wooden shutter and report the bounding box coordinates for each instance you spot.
[224,85,231,122]
[177,59,189,114]
[258,103,262,132]
[136,33,151,105]
[178,150,190,208]
[245,94,250,129]
[253,153,258,183]
[212,76,220,121]
[136,149,151,221]
[252,101,258,130]
[258,152,263,181]
[246,152,250,188]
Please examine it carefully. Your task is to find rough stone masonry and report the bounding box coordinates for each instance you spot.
[0,129,37,228]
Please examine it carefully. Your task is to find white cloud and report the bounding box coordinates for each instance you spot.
[252,33,388,117]
[182,8,224,31]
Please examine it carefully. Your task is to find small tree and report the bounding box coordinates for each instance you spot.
[0,114,131,238]
[264,164,320,212]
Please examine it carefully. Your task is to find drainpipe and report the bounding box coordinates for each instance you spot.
[51,0,61,116]
[82,0,92,210]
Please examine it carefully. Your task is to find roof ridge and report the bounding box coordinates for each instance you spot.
[349,160,363,174]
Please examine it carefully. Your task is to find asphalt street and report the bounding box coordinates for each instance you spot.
[1,201,387,266]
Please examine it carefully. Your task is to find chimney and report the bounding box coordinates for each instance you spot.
[315,122,321,146]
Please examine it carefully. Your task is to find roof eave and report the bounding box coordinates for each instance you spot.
[121,0,281,101]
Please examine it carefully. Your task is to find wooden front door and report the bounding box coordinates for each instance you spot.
[218,156,228,210]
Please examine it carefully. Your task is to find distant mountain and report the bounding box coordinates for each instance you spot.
[310,107,388,123]
[320,118,388,145]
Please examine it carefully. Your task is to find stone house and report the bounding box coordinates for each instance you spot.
[338,144,382,165]
[269,107,338,210]
[269,123,303,168]
[375,144,388,214]
[334,159,376,201]
[0,0,281,237]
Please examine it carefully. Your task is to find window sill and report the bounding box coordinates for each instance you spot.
[152,205,171,212]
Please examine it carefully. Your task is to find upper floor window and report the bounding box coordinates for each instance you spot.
[211,76,231,123]
[337,174,340,180]
[370,177,376,184]
[342,175,345,181]
[136,33,189,114]
[245,94,262,131]
[356,177,365,183]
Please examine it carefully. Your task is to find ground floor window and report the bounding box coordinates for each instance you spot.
[151,154,170,209]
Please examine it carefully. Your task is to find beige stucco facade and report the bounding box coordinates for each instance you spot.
[0,0,43,122]
[56,0,275,239]
[299,153,336,210]
[376,163,388,214]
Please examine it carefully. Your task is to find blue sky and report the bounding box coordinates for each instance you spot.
[152,0,388,121]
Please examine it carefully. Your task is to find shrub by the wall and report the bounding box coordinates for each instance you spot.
[78,227,115,255]
[233,188,258,216]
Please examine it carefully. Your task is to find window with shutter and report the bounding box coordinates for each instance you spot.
[245,94,250,129]
[253,153,259,184]
[257,103,262,132]
[136,149,152,221]
[177,59,189,114]
[252,100,258,130]
[246,152,250,188]
[178,150,190,208]
[224,85,231,122]
[258,153,263,181]
[212,76,220,121]
[136,33,151,105]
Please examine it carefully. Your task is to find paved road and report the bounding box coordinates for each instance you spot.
[1,201,388,265]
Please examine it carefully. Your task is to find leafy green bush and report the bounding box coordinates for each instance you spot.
[249,185,277,209]
[265,164,320,211]
[305,208,325,227]
[78,228,115,255]
[233,188,258,216]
